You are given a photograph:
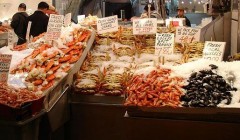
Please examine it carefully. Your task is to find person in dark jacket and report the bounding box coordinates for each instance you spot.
[10,3,28,45]
[176,7,191,27]
[28,1,49,37]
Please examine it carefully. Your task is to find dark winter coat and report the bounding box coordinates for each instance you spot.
[10,12,28,45]
[27,10,49,37]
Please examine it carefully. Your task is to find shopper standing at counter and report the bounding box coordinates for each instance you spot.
[10,3,28,45]
[28,1,49,37]
[176,7,191,27]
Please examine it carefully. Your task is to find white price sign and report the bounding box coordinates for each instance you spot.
[64,13,72,26]
[155,33,175,56]
[202,41,226,61]
[8,30,17,47]
[26,21,32,42]
[175,27,201,43]
[46,14,64,40]
[77,15,85,24]
[97,15,118,34]
[0,54,12,83]
[133,18,157,35]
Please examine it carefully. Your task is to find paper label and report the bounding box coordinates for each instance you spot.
[46,14,64,40]
[133,18,157,35]
[64,13,72,26]
[8,30,17,48]
[175,27,201,43]
[0,54,12,82]
[97,15,118,34]
[26,21,32,42]
[202,41,226,61]
[77,15,85,24]
[155,33,175,56]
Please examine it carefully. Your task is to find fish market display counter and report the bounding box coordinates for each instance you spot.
[67,93,240,140]
[0,26,95,140]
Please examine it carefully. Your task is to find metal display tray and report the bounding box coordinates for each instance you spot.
[126,106,240,123]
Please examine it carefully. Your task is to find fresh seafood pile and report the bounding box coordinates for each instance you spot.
[75,41,134,95]
[80,15,98,26]
[181,64,237,107]
[10,27,91,92]
[174,42,204,64]
[0,82,42,108]
[228,53,240,61]
[125,67,184,107]
[0,26,10,33]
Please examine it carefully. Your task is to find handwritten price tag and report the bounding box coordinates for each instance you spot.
[133,18,157,35]
[175,27,200,43]
[202,41,226,61]
[155,33,174,56]
[45,14,64,40]
[0,54,12,83]
[97,15,118,34]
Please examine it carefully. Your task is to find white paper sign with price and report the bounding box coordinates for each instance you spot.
[64,13,72,26]
[77,15,85,24]
[97,15,118,34]
[175,27,201,43]
[45,14,64,40]
[133,18,157,35]
[155,33,175,56]
[8,30,18,48]
[0,54,12,82]
[202,41,226,61]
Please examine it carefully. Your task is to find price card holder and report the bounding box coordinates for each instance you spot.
[64,13,72,27]
[45,14,64,41]
[97,15,118,34]
[0,54,12,83]
[133,18,157,35]
[155,33,175,56]
[175,27,201,43]
[202,41,226,61]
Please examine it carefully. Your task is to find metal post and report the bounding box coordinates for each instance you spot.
[238,0,240,52]
[103,0,106,17]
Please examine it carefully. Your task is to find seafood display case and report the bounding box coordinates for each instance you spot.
[0,25,96,139]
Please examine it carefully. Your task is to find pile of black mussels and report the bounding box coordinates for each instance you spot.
[181,64,237,107]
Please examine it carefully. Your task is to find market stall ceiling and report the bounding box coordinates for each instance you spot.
[0,0,52,21]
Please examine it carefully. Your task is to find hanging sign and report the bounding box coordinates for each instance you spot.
[64,13,72,26]
[97,15,118,34]
[175,27,201,43]
[155,33,175,56]
[77,15,85,24]
[202,41,226,61]
[133,18,157,35]
[45,14,64,40]
[0,54,12,83]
